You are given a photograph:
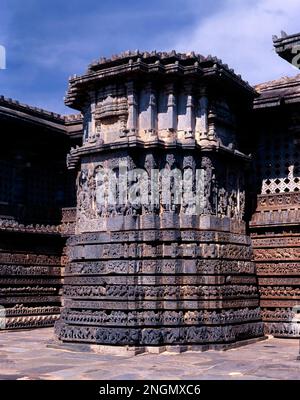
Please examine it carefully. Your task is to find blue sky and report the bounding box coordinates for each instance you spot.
[0,0,299,114]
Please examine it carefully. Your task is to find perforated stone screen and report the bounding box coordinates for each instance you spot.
[256,132,300,194]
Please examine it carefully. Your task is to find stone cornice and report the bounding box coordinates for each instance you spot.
[254,74,300,109]
[67,138,251,169]
[0,95,63,122]
[65,51,256,110]
[273,31,300,65]
[0,94,83,137]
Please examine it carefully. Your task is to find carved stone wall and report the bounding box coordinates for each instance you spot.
[56,52,263,348]
[56,151,263,346]
[251,193,300,337]
[0,99,82,330]
[250,98,300,337]
[0,231,63,329]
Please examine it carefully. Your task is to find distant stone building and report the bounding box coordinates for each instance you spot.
[1,33,300,349]
[250,33,300,338]
[0,97,81,329]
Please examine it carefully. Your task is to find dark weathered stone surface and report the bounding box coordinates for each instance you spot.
[250,75,300,338]
[0,98,81,329]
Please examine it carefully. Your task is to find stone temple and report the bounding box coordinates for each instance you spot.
[1,32,300,350]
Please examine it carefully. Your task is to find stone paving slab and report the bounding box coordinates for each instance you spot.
[0,328,300,380]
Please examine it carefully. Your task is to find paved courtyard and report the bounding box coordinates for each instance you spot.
[0,328,300,380]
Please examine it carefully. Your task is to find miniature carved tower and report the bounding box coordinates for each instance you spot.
[56,51,263,349]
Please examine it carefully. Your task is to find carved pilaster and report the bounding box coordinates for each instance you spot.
[184,83,194,139]
[195,95,209,143]
[138,82,157,137]
[125,81,138,135]
[166,83,177,133]
[148,82,157,135]
[208,103,217,141]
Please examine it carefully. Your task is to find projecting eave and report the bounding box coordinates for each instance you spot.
[0,94,83,137]
[63,113,83,139]
[65,51,256,111]
[273,31,300,65]
[254,74,300,109]
[0,95,66,133]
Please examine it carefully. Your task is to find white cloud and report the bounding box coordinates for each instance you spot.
[174,0,300,85]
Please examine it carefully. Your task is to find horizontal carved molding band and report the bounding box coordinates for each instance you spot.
[64,275,257,286]
[258,277,300,286]
[4,305,61,316]
[260,300,300,308]
[61,307,261,327]
[0,296,61,304]
[63,284,259,300]
[65,259,256,276]
[264,322,300,337]
[256,193,300,210]
[250,209,300,227]
[0,265,62,276]
[253,247,300,261]
[77,215,246,235]
[261,308,299,322]
[69,242,252,261]
[256,263,300,275]
[69,230,250,246]
[0,253,61,266]
[0,278,63,285]
[64,298,260,310]
[252,236,300,248]
[68,141,250,171]
[0,286,58,295]
[0,218,60,235]
[260,286,300,298]
[55,322,264,345]
[3,314,60,330]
